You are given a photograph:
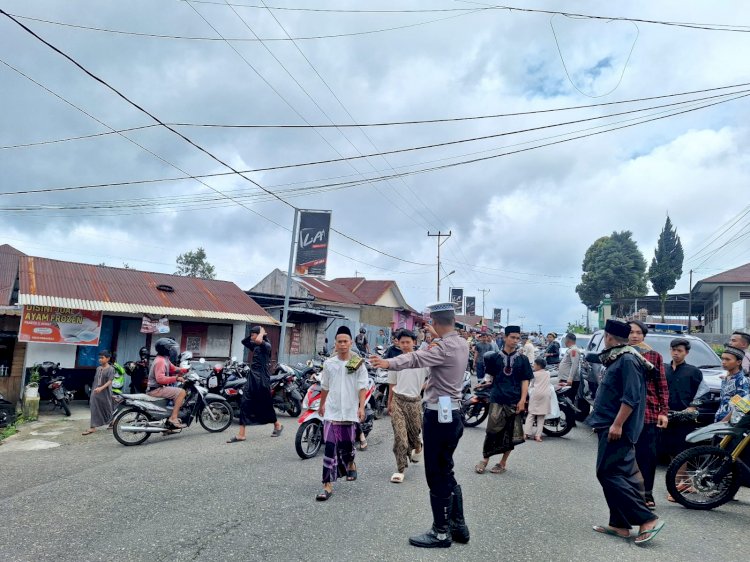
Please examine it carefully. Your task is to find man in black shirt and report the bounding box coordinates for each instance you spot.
[587,319,663,545]
[663,338,705,459]
[475,325,532,475]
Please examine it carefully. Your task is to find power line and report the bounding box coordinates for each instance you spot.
[5,80,749,150]
[0,9,431,267]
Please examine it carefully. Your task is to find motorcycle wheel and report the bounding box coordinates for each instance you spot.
[295,419,323,459]
[542,408,573,437]
[199,401,233,433]
[60,399,71,417]
[665,445,740,510]
[462,403,489,427]
[113,409,151,446]
[287,398,302,418]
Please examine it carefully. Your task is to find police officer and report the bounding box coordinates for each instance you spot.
[371,302,469,549]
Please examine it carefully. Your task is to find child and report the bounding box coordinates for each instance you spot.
[715,345,749,422]
[523,358,552,442]
[83,350,116,435]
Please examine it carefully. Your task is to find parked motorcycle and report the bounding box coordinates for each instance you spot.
[0,392,15,427]
[370,367,390,419]
[270,364,303,417]
[539,385,576,437]
[111,372,233,446]
[665,396,750,510]
[37,362,73,416]
[295,375,375,459]
[461,376,490,428]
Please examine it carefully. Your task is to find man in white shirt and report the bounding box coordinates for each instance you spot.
[386,330,429,483]
[521,334,536,363]
[316,326,369,502]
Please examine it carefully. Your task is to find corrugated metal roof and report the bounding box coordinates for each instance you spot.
[18,256,278,324]
[296,277,363,305]
[336,278,394,305]
[698,262,750,284]
[0,245,24,306]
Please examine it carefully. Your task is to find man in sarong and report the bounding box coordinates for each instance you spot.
[386,329,429,483]
[475,325,532,475]
[315,326,369,501]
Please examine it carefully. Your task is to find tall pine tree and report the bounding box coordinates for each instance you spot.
[648,217,684,322]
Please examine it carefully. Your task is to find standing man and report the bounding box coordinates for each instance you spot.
[316,326,369,501]
[557,333,582,396]
[375,329,389,349]
[386,330,429,483]
[474,333,498,383]
[521,334,536,363]
[355,327,370,356]
[588,320,664,545]
[370,302,470,549]
[544,333,561,365]
[227,326,283,443]
[729,330,750,373]
[714,345,749,422]
[475,326,532,475]
[627,320,669,510]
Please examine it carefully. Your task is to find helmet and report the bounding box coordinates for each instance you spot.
[139,346,149,359]
[359,328,366,333]
[154,338,179,363]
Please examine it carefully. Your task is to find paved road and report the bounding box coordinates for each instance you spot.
[1,403,748,562]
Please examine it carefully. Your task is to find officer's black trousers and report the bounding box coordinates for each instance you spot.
[422,409,464,499]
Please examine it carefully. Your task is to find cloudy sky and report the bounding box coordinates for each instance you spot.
[2,0,749,332]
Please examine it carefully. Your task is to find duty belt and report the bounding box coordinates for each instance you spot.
[424,401,461,411]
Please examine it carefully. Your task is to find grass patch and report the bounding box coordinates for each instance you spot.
[0,415,26,442]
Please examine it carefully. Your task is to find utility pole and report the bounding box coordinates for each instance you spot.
[506,309,510,325]
[427,231,451,300]
[478,288,490,325]
[687,269,693,333]
[279,208,300,365]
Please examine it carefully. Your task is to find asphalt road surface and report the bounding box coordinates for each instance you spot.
[1,403,748,562]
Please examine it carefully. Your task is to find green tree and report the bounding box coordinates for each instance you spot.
[175,247,216,279]
[566,321,588,334]
[648,216,684,322]
[576,231,647,310]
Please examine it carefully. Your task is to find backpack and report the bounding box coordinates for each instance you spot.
[111,362,126,394]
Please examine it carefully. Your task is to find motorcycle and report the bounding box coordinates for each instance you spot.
[111,371,233,446]
[461,376,490,428]
[0,392,15,427]
[270,364,303,417]
[370,366,390,419]
[665,395,750,510]
[37,362,73,416]
[538,385,576,438]
[295,375,375,459]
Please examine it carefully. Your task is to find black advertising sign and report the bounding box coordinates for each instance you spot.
[465,296,476,316]
[450,288,464,312]
[493,308,503,324]
[295,210,331,277]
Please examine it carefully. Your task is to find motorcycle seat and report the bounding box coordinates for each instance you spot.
[120,393,168,402]
[269,373,285,383]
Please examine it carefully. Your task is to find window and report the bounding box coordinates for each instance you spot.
[739,291,750,300]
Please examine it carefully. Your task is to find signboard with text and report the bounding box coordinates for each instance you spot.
[465,296,476,316]
[493,308,503,325]
[450,288,464,313]
[19,305,103,346]
[295,210,332,277]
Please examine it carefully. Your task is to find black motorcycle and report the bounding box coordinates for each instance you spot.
[538,385,576,437]
[461,373,490,427]
[37,361,73,416]
[111,372,233,446]
[270,364,304,417]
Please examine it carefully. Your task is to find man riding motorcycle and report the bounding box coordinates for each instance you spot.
[147,338,187,429]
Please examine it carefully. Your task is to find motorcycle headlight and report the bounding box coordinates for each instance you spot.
[731,409,743,425]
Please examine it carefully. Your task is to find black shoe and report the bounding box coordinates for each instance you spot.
[409,493,452,549]
[449,484,470,544]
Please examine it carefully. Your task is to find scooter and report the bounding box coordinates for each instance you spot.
[295,375,375,459]
[111,372,233,446]
[370,367,390,419]
[37,362,73,416]
[270,364,303,417]
[665,395,750,510]
[461,376,490,427]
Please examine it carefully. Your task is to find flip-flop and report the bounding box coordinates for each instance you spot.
[359,441,368,451]
[475,460,488,474]
[315,489,333,501]
[271,425,283,437]
[635,521,665,546]
[226,436,246,443]
[346,464,358,481]
[81,429,96,436]
[592,525,630,539]
[166,419,186,429]
[409,448,422,463]
[490,463,506,474]
[390,472,405,483]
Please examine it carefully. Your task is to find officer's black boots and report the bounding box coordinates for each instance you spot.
[408,493,453,548]
[449,484,470,543]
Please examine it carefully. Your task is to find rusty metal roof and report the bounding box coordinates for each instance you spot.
[18,256,277,324]
[0,245,24,306]
[295,277,363,305]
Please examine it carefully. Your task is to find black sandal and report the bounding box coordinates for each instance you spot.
[346,464,358,481]
[316,489,333,501]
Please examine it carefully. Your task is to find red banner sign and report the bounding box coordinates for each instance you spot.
[18,305,103,346]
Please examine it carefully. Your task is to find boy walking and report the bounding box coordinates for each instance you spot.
[387,330,429,483]
[82,350,115,435]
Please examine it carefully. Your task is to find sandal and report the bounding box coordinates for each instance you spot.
[359,440,368,451]
[490,463,506,474]
[409,447,422,463]
[271,425,283,437]
[81,428,96,435]
[635,521,665,546]
[226,436,246,443]
[166,419,186,429]
[390,472,405,483]
[346,463,358,481]
[475,460,489,474]
[316,489,333,501]
[592,525,630,539]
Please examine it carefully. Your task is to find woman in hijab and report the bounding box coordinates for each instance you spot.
[227,326,283,443]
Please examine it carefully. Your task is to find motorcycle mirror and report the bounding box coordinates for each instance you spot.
[584,352,601,364]
[199,358,206,363]
[231,356,237,362]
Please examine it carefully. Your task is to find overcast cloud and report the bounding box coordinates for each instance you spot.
[1,0,749,332]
